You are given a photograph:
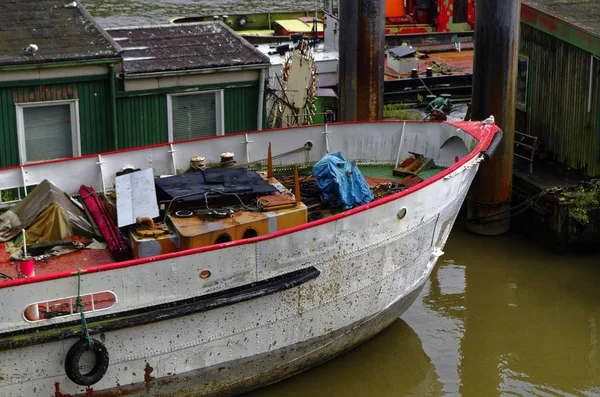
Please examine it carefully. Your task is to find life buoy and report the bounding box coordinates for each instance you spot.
[65,338,110,386]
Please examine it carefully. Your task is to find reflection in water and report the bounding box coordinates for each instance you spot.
[246,319,443,397]
[416,225,600,397]
[404,264,466,396]
[249,225,600,397]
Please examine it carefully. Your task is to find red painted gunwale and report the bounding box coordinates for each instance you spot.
[0,120,500,289]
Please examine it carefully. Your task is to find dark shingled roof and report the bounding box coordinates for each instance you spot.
[523,0,600,38]
[0,0,120,67]
[106,22,271,76]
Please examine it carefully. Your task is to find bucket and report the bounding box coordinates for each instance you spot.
[19,257,35,278]
[20,258,40,321]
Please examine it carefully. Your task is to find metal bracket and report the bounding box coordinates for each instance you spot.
[241,134,254,164]
[20,166,28,197]
[96,155,107,196]
[168,144,177,175]
[321,124,331,154]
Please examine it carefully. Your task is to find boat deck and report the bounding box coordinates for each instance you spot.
[385,49,474,79]
[383,49,474,101]
[0,165,440,283]
[0,238,114,281]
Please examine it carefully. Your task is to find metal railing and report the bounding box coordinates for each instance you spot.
[514,130,539,174]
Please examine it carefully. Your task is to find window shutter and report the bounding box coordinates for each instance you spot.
[23,104,73,162]
[172,93,217,141]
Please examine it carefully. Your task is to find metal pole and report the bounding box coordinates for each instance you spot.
[356,0,385,121]
[467,0,520,236]
[109,64,119,150]
[338,0,358,121]
[257,68,266,130]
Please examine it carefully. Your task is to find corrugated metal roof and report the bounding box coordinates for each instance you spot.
[523,0,600,38]
[0,0,120,67]
[106,22,271,76]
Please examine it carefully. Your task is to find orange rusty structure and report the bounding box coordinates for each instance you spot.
[168,203,307,251]
[129,173,307,257]
[386,0,406,18]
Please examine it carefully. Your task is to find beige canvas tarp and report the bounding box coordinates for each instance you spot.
[0,180,93,244]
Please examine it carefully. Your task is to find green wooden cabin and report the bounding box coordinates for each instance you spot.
[0,0,270,168]
[519,1,600,177]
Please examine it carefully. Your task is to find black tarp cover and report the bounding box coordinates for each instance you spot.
[155,169,278,202]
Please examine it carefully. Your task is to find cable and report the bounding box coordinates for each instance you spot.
[462,188,552,224]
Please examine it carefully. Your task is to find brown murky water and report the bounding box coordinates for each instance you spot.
[247,225,600,397]
[81,2,600,395]
[246,224,600,397]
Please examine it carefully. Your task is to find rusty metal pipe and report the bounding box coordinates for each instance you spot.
[467,0,520,235]
[267,142,273,178]
[294,167,301,204]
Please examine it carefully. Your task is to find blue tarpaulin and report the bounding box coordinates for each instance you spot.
[312,152,374,210]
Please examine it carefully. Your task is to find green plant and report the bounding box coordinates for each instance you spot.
[569,182,600,225]
[1,188,17,203]
[383,103,422,121]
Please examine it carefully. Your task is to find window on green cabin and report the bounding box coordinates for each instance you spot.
[16,100,80,163]
[517,55,529,110]
[168,91,224,142]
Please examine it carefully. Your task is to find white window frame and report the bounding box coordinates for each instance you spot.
[15,99,81,164]
[167,90,225,142]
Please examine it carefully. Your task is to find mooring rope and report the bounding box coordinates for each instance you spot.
[76,268,94,348]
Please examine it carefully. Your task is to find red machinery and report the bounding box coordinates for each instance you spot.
[385,0,475,34]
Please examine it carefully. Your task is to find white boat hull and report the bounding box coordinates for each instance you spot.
[0,121,497,396]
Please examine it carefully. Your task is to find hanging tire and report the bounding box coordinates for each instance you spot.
[65,338,109,386]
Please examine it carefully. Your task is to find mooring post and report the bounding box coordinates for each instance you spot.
[466,0,520,236]
[338,0,358,121]
[339,0,385,121]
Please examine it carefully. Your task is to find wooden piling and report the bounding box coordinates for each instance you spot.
[467,0,520,236]
[339,0,385,121]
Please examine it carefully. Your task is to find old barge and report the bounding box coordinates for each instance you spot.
[0,120,500,396]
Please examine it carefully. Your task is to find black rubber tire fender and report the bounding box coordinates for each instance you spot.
[65,338,110,386]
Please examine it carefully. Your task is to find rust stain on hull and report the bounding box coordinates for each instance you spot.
[144,362,154,392]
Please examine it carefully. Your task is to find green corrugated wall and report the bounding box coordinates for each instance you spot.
[224,84,260,134]
[116,95,168,149]
[0,79,262,166]
[521,24,600,176]
[0,87,18,168]
[75,80,112,155]
[116,82,260,148]
[0,78,112,167]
